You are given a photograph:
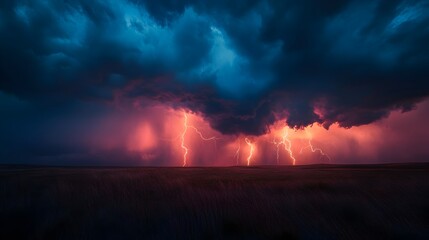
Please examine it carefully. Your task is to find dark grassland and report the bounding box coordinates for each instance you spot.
[1,164,429,239]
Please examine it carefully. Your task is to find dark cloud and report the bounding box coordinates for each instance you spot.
[1,0,429,137]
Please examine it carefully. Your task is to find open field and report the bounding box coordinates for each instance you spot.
[1,164,429,239]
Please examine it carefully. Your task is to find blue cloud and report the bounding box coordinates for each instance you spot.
[0,0,428,135]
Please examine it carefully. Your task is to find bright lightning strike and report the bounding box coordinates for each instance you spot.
[188,126,219,141]
[244,138,255,166]
[272,128,297,165]
[300,129,331,163]
[180,112,219,167]
[283,130,297,166]
[180,113,189,167]
[234,139,241,165]
[272,139,281,165]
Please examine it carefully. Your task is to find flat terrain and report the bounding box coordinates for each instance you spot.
[1,164,429,239]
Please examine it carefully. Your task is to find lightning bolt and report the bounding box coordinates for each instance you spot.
[188,126,218,141]
[283,130,297,165]
[272,128,297,165]
[188,125,220,151]
[244,138,255,166]
[300,129,331,163]
[234,139,241,165]
[180,112,219,167]
[180,113,189,167]
[272,139,281,165]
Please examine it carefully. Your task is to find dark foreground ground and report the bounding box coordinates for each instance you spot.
[1,164,429,240]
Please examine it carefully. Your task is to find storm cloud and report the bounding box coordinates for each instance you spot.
[1,0,429,137]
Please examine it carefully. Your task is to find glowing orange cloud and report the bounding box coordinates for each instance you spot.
[127,122,158,153]
[93,100,429,166]
[157,109,332,166]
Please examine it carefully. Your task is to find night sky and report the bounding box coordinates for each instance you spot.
[1,0,429,166]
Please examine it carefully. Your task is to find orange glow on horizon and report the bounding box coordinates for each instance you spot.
[105,100,429,165]
[132,109,333,166]
[130,104,429,165]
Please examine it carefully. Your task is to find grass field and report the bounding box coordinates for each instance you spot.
[1,164,429,239]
